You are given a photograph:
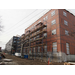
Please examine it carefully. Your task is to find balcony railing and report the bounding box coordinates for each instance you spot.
[29,24,47,35]
[21,24,47,39]
[30,29,47,39]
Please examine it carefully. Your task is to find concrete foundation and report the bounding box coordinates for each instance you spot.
[48,52,75,62]
[27,52,75,62]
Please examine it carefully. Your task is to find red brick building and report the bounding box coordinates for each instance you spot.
[21,9,75,62]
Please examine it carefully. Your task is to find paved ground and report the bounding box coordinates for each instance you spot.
[1,54,64,65]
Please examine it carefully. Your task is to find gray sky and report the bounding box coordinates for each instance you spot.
[0,9,75,49]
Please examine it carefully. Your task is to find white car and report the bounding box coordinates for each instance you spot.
[15,53,21,57]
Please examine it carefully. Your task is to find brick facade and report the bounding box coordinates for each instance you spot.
[23,9,75,55]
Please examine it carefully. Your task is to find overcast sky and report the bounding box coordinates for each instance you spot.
[0,9,75,49]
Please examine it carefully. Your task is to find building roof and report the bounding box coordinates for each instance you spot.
[65,9,75,16]
[25,9,75,32]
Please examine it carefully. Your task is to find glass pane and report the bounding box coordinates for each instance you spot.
[51,10,55,16]
[51,19,56,25]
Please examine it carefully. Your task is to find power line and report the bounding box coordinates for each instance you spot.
[3,9,38,33]
[1,9,50,47]
[2,9,49,36]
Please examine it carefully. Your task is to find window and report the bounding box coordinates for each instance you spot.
[43,18,45,21]
[64,20,68,26]
[17,41,19,43]
[38,47,40,52]
[44,33,47,37]
[52,42,57,52]
[51,10,55,16]
[52,29,56,35]
[44,46,47,52]
[14,37,17,40]
[51,19,56,25]
[14,41,16,43]
[63,11,67,17]
[65,30,69,36]
[66,43,70,54]
[46,16,48,20]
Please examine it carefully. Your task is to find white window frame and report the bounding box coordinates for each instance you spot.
[51,10,55,16]
[52,42,57,52]
[64,20,68,26]
[52,29,56,35]
[51,19,56,25]
[65,30,69,36]
[63,11,67,17]
[66,43,70,54]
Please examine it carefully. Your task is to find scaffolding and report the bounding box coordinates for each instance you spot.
[20,22,47,61]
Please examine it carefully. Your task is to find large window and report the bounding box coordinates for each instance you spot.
[65,30,69,36]
[46,16,48,20]
[51,19,56,25]
[43,16,48,21]
[51,10,55,16]
[66,43,70,54]
[52,29,56,35]
[63,11,67,17]
[64,20,68,26]
[52,42,57,52]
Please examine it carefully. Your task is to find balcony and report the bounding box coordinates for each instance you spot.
[17,44,21,46]
[30,29,47,39]
[23,43,46,49]
[30,24,47,35]
[23,23,47,38]
[24,37,29,41]
[31,43,46,48]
